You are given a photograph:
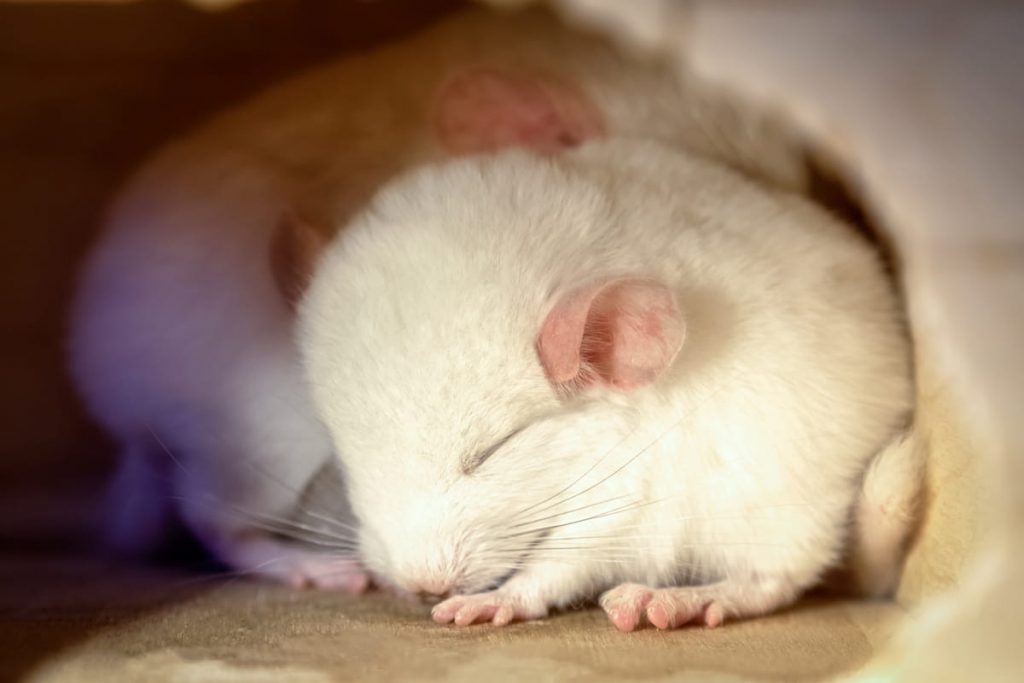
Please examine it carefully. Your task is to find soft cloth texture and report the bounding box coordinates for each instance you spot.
[1,557,904,683]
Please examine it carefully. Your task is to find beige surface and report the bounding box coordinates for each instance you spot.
[0,556,905,683]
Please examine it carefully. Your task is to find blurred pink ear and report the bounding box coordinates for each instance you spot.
[269,212,326,310]
[537,279,685,392]
[432,67,604,154]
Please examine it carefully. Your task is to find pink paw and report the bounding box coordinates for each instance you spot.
[280,554,369,594]
[215,535,370,594]
[431,592,545,627]
[600,583,723,632]
[598,583,653,632]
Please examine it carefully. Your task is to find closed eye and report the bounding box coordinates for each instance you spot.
[463,426,525,475]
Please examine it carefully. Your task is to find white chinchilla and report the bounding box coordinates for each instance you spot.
[68,4,918,626]
[297,136,913,629]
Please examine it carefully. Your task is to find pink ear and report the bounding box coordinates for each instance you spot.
[432,67,604,154]
[537,279,685,392]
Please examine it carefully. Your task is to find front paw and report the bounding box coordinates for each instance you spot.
[600,583,724,632]
[279,553,370,593]
[213,535,370,593]
[431,591,547,627]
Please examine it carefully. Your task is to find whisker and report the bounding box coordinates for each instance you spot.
[507,502,823,540]
[500,497,658,540]
[511,415,644,518]
[166,496,359,550]
[508,494,632,531]
[301,509,361,536]
[141,420,361,550]
[238,457,358,536]
[511,362,750,528]
[144,424,189,476]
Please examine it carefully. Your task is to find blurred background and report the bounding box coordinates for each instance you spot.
[0,0,464,545]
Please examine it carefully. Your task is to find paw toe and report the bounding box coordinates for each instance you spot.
[646,601,674,630]
[492,604,516,626]
[607,607,643,632]
[454,600,501,626]
[601,583,655,632]
[703,602,724,628]
[431,598,463,624]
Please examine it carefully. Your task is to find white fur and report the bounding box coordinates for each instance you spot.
[299,139,913,623]
[846,426,926,597]
[68,5,911,613]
